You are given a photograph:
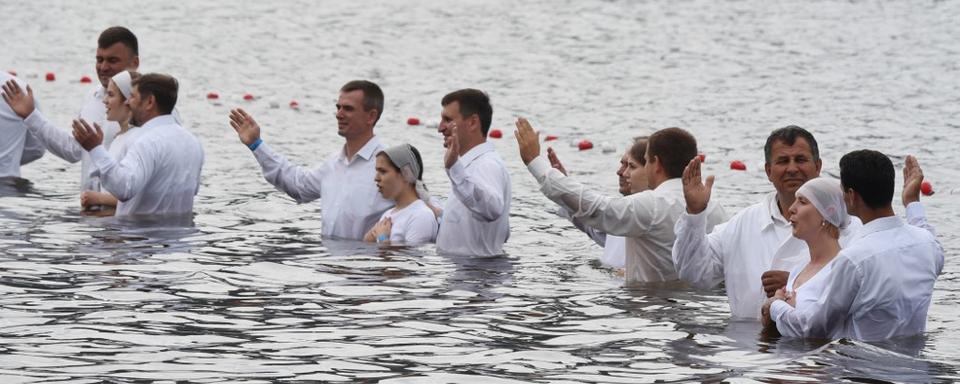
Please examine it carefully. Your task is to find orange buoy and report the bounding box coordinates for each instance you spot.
[730,160,746,171]
[489,129,503,138]
[697,153,706,162]
[206,92,219,100]
[80,76,92,83]
[45,72,56,81]
[243,94,254,101]
[544,135,558,142]
[289,100,299,109]
[921,181,934,196]
[407,117,421,126]
[578,139,594,151]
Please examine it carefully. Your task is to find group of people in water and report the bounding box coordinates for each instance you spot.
[0,26,944,342]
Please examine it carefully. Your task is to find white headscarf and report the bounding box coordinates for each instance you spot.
[796,177,850,229]
[111,71,134,100]
[381,144,431,203]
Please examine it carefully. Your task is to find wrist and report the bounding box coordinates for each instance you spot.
[376,233,389,243]
[247,138,263,151]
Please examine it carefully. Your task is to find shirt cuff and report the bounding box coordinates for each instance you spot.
[905,201,925,219]
[447,158,467,185]
[88,145,110,169]
[526,155,552,182]
[770,299,792,322]
[23,109,45,128]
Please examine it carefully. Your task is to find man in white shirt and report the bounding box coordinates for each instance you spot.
[516,120,726,285]
[767,151,943,340]
[11,27,139,208]
[0,72,44,179]
[228,80,392,240]
[435,89,511,256]
[73,73,203,217]
[674,126,846,319]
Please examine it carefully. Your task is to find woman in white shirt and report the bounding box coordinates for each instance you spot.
[364,144,439,245]
[78,71,143,215]
[761,177,850,330]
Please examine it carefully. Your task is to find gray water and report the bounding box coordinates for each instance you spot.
[2,0,959,382]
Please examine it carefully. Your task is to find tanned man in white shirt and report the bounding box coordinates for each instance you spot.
[229,80,392,240]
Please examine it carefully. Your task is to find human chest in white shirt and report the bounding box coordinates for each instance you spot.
[379,199,439,244]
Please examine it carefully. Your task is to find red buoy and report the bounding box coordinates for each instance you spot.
[407,117,421,126]
[921,181,934,196]
[45,72,56,81]
[289,100,299,109]
[243,93,254,101]
[578,139,594,151]
[544,135,558,142]
[730,160,746,171]
[489,129,503,139]
[697,153,706,162]
[206,92,219,100]
[80,76,92,83]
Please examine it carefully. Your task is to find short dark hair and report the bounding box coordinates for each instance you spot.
[629,136,648,166]
[441,89,493,136]
[133,73,178,115]
[98,26,139,56]
[764,125,819,164]
[647,128,697,178]
[839,149,895,209]
[340,80,384,124]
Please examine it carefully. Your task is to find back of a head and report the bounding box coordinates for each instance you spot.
[764,125,820,164]
[98,26,139,55]
[441,89,493,136]
[340,80,384,124]
[647,127,697,178]
[133,73,178,115]
[630,136,649,166]
[840,149,895,209]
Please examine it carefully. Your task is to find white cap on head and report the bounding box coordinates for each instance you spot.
[111,71,133,100]
[796,177,850,229]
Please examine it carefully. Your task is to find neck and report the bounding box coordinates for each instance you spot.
[856,206,896,225]
[805,235,841,265]
[118,120,130,133]
[458,137,484,157]
[345,132,374,159]
[394,187,419,210]
[777,192,796,220]
[648,173,671,189]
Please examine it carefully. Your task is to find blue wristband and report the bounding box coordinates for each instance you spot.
[248,138,263,151]
[376,234,389,243]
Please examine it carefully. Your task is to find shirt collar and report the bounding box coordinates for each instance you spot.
[140,114,177,130]
[340,136,383,163]
[759,191,791,231]
[458,141,495,168]
[854,215,905,241]
[654,177,683,191]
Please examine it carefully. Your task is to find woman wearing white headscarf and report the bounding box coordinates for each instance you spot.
[761,177,853,330]
[363,144,439,245]
[78,70,143,213]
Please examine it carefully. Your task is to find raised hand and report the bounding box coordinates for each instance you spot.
[681,156,714,214]
[1,79,37,119]
[228,108,261,146]
[71,119,103,151]
[513,117,540,165]
[902,155,924,206]
[546,147,567,176]
[443,124,460,169]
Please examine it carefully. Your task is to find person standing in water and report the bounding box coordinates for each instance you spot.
[364,144,439,245]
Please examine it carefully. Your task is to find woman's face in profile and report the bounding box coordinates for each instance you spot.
[788,194,825,240]
[374,155,405,201]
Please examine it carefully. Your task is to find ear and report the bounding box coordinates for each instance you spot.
[765,162,773,181]
[146,94,158,113]
[814,158,823,174]
[130,56,140,70]
[469,114,482,135]
[367,108,379,127]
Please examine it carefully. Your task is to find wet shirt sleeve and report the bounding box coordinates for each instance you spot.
[88,142,154,202]
[252,142,325,203]
[446,155,508,222]
[672,210,728,290]
[23,109,84,163]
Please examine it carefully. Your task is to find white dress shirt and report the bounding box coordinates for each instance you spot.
[771,203,943,341]
[88,115,203,216]
[557,206,626,269]
[252,136,392,240]
[22,85,120,191]
[436,142,511,256]
[527,156,726,284]
[378,199,439,245]
[673,192,863,319]
[0,73,44,178]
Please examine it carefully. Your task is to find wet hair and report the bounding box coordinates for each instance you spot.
[646,128,697,178]
[378,145,424,181]
[132,73,178,115]
[441,89,493,136]
[629,136,648,166]
[98,26,139,56]
[764,125,820,164]
[340,80,384,124]
[839,149,895,209]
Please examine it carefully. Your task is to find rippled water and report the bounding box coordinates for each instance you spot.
[2,0,959,382]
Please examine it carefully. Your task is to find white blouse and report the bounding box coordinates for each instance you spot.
[378,199,439,245]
